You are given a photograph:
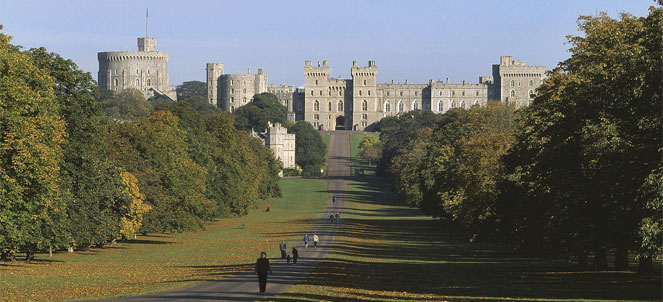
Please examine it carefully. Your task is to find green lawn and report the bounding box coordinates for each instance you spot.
[349,133,379,176]
[0,178,328,302]
[274,176,662,302]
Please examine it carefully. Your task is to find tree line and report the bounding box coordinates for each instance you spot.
[0,30,281,261]
[376,8,662,273]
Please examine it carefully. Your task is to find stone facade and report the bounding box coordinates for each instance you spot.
[206,64,268,112]
[267,84,296,121]
[98,36,177,101]
[265,123,296,169]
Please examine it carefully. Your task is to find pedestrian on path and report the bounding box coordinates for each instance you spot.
[292,247,298,264]
[332,196,336,205]
[313,234,319,247]
[330,214,335,223]
[286,254,291,265]
[255,251,272,294]
[335,212,340,223]
[279,240,287,259]
[303,234,309,248]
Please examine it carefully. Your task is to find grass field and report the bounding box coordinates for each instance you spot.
[274,176,662,302]
[0,178,328,302]
[349,133,379,176]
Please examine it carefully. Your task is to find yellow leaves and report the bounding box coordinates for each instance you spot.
[119,171,150,239]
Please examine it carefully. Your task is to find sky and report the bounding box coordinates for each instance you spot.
[0,0,655,88]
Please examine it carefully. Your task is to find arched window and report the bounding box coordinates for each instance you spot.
[518,81,521,87]
[528,90,534,98]
[529,80,533,86]
[450,101,456,108]
[452,91,456,96]
[359,90,362,96]
[310,90,314,96]
[338,100,343,111]
[314,100,320,112]
[474,100,480,106]
[230,106,234,113]
[438,101,443,112]
[412,101,418,110]
[114,78,118,87]
[368,90,371,96]
[136,79,140,86]
[461,101,466,109]
[363,80,367,85]
[510,90,516,97]
[319,91,322,96]
[475,91,479,96]
[315,80,318,85]
[439,91,443,96]
[385,101,390,112]
[146,79,151,86]
[510,80,515,86]
[400,91,403,96]
[328,102,332,111]
[362,100,368,111]
[398,101,404,113]
[339,91,342,96]
[462,91,465,96]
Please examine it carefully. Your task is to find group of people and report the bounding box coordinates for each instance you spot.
[329,212,340,223]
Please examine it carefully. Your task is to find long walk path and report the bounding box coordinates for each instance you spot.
[101,132,351,302]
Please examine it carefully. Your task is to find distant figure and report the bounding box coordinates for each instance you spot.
[255,251,272,294]
[266,205,271,212]
[335,213,340,223]
[330,214,335,223]
[279,240,287,259]
[332,196,336,205]
[313,234,319,247]
[286,254,291,265]
[292,247,299,264]
[303,234,309,248]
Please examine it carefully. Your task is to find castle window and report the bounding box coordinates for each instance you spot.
[398,101,404,113]
[362,100,368,111]
[359,90,362,96]
[414,91,418,96]
[136,69,139,75]
[413,101,418,110]
[476,91,479,96]
[385,101,390,112]
[368,90,371,96]
[528,90,534,98]
[362,114,368,120]
[315,80,318,85]
[339,91,342,96]
[400,91,403,96]
[474,100,480,106]
[518,81,521,87]
[338,100,343,111]
[461,101,466,109]
[510,90,516,97]
[147,70,150,75]
[231,80,234,86]
[462,91,465,96]
[363,80,367,85]
[243,89,246,93]
[136,79,140,86]
[231,89,235,94]
[452,91,456,96]
[243,97,247,103]
[328,102,332,112]
[114,79,118,87]
[314,100,320,111]
[439,91,443,96]
[529,80,534,86]
[319,91,323,96]
[387,91,390,96]
[231,97,234,102]
[314,114,319,120]
[147,79,151,86]
[438,101,443,112]
[510,80,515,86]
[230,106,235,112]
[451,101,456,108]
[328,91,331,96]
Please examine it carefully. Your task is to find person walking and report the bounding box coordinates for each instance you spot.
[335,212,340,223]
[279,240,287,259]
[255,251,272,294]
[292,247,298,264]
[330,214,335,223]
[332,196,336,205]
[313,233,319,247]
[303,234,309,248]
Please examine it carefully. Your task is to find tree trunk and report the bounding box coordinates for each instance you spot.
[592,248,608,270]
[614,247,629,270]
[576,250,588,267]
[637,255,653,274]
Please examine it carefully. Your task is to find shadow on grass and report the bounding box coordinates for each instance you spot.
[285,176,663,302]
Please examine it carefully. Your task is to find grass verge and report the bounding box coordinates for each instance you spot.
[274,176,662,302]
[0,178,328,302]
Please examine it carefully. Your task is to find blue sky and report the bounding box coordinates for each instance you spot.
[0,0,655,87]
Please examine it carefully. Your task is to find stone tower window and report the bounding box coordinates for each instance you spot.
[461,91,465,96]
[518,81,521,87]
[362,100,368,111]
[230,106,234,112]
[476,91,479,96]
[438,101,444,112]
[328,102,332,112]
[529,80,533,86]
[414,91,418,96]
[474,100,480,106]
[231,97,234,102]
[510,80,515,86]
[385,101,390,112]
[315,80,318,85]
[329,91,331,96]
[114,78,118,87]
[231,80,234,86]
[510,90,516,97]
[243,89,246,93]
[439,91,443,96]
[387,91,390,96]
[147,70,150,75]
[528,90,534,98]
[147,79,151,86]
[319,91,322,96]
[359,90,362,96]
[314,100,320,111]
[398,101,404,112]
[310,90,314,96]
[338,100,343,111]
[363,80,366,85]
[452,91,455,96]
[243,97,247,103]
[400,91,403,96]
[314,114,319,120]
[362,114,367,120]
[136,79,140,86]
[413,101,418,110]
[368,90,371,96]
[339,91,342,96]
[461,101,466,109]
[136,69,139,75]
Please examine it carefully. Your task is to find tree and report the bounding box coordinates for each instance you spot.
[176,81,207,99]
[0,30,66,260]
[119,171,151,240]
[287,121,327,175]
[358,135,381,165]
[252,93,287,125]
[101,88,153,120]
[233,93,287,131]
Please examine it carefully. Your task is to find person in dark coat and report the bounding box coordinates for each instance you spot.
[292,247,299,264]
[255,251,272,294]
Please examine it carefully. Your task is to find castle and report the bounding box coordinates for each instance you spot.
[207,56,546,131]
[98,32,177,101]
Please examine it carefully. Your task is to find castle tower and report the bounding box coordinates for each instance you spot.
[303,60,333,130]
[493,56,546,107]
[351,60,378,130]
[206,63,224,106]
